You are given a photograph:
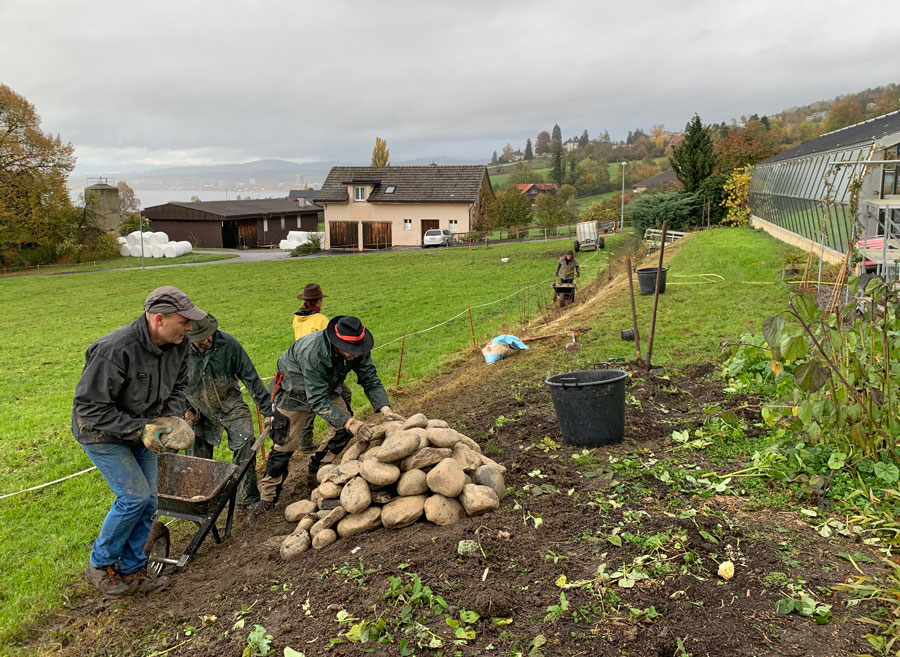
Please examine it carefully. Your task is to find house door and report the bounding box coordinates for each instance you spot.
[421,219,439,243]
[362,222,392,249]
[329,221,359,249]
[237,221,257,249]
[221,221,238,248]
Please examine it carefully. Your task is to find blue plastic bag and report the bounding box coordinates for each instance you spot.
[482,334,529,364]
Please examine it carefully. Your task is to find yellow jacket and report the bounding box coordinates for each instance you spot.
[293,311,329,340]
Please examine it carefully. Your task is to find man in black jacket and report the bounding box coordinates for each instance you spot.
[73,286,206,596]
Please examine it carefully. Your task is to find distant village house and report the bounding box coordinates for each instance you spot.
[515,183,558,203]
[315,165,493,249]
[143,199,320,248]
[632,169,680,193]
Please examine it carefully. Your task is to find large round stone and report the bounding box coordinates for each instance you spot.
[458,435,483,454]
[426,458,466,497]
[459,484,500,516]
[424,494,462,526]
[284,499,317,522]
[316,464,337,483]
[473,465,506,499]
[400,447,452,471]
[326,460,360,484]
[381,495,426,528]
[280,530,311,560]
[318,480,342,499]
[359,459,401,486]
[479,454,508,474]
[312,528,337,549]
[340,476,372,514]
[427,427,462,448]
[397,469,428,496]
[426,419,449,429]
[402,413,429,429]
[377,431,421,462]
[336,506,382,538]
[341,441,369,463]
[451,443,482,472]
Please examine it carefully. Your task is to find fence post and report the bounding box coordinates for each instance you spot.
[468,307,477,348]
[522,289,526,327]
[396,334,406,386]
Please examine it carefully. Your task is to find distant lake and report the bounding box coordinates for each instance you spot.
[70,188,290,209]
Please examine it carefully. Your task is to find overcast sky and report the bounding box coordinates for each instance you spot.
[1,0,896,171]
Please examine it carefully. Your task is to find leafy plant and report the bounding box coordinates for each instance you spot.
[243,624,273,657]
[543,592,569,622]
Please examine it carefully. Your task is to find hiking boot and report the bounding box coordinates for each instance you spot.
[84,563,130,596]
[298,443,314,453]
[121,567,170,594]
[248,499,275,522]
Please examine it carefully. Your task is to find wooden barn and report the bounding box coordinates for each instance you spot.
[142,199,321,248]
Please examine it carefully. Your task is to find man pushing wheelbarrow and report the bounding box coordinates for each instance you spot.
[553,250,580,307]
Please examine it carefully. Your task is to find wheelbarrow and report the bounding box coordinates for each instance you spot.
[144,430,266,576]
[552,282,576,307]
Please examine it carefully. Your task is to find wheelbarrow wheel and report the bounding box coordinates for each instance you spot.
[144,521,170,578]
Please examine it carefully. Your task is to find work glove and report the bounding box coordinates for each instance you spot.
[344,417,373,442]
[379,406,406,422]
[264,415,273,431]
[184,408,199,427]
[142,416,195,453]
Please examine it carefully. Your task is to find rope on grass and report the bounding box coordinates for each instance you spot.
[0,466,97,500]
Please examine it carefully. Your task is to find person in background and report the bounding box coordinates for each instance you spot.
[183,313,272,507]
[554,250,580,303]
[74,286,205,596]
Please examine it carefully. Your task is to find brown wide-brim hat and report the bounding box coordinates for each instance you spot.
[326,315,374,356]
[297,283,327,301]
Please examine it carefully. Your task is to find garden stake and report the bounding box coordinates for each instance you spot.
[396,334,406,386]
[625,257,642,362]
[522,289,526,327]
[255,407,267,459]
[645,220,668,369]
[468,307,476,348]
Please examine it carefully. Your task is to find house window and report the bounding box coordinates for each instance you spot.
[263,219,268,232]
[449,219,458,232]
[385,186,396,194]
[354,186,366,201]
[403,219,412,231]
[297,217,301,228]
[280,217,285,230]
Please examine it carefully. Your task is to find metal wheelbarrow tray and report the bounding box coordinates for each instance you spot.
[552,283,576,305]
[145,431,265,574]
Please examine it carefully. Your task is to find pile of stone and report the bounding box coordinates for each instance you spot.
[278,413,506,560]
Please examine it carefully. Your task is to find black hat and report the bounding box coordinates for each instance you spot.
[326,315,374,356]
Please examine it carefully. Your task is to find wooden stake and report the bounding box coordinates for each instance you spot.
[626,257,642,362]
[468,307,477,348]
[396,334,406,386]
[255,407,267,460]
[522,289,526,326]
[646,221,668,369]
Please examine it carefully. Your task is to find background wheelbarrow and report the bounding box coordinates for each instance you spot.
[144,431,266,576]
[552,282,576,307]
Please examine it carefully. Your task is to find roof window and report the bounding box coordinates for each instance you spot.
[385,186,396,194]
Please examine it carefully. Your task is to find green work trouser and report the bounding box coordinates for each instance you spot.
[188,405,259,506]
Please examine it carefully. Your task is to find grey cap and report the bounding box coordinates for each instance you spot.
[145,286,207,320]
[188,314,218,342]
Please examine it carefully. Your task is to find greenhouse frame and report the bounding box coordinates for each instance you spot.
[749,111,900,272]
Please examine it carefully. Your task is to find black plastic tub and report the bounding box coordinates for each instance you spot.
[545,369,627,446]
[636,266,668,295]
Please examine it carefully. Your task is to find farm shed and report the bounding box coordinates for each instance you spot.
[315,165,493,249]
[749,110,900,264]
[142,199,321,248]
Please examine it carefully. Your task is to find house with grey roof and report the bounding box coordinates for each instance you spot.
[632,169,679,193]
[316,165,493,249]
[143,198,320,248]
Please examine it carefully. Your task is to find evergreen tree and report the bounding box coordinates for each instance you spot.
[579,130,589,148]
[670,114,716,193]
[550,138,565,185]
[551,124,562,144]
[524,138,533,160]
[491,151,498,165]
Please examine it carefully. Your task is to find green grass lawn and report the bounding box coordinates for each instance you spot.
[0,237,622,645]
[576,190,619,208]
[1,253,236,277]
[489,165,551,189]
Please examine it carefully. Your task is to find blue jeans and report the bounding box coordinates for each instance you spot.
[81,442,157,575]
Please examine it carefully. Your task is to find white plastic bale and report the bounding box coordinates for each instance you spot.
[117,236,128,245]
[286,230,306,242]
[119,244,131,256]
[128,244,143,257]
[176,241,192,254]
[152,245,165,258]
[163,244,179,258]
[153,231,169,245]
[127,231,143,246]
[174,242,188,256]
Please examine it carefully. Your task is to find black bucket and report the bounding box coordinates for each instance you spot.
[621,328,635,341]
[636,266,668,295]
[545,369,627,447]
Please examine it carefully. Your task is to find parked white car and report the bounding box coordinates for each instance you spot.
[423,229,453,248]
